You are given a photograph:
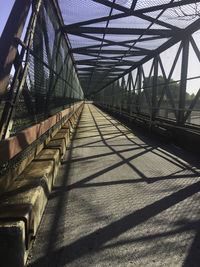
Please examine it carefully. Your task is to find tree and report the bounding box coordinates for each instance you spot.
[142,75,194,101]
[172,3,200,21]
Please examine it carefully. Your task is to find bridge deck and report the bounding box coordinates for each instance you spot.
[27,104,200,267]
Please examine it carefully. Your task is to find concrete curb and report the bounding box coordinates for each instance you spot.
[0,104,83,267]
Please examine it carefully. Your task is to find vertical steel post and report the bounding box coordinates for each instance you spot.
[152,56,158,121]
[137,66,142,114]
[132,73,137,114]
[111,83,114,109]
[120,79,123,114]
[0,0,33,139]
[128,73,131,115]
[2,0,43,139]
[33,12,45,117]
[178,37,189,125]
[0,0,32,97]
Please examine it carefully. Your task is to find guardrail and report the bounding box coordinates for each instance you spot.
[0,102,84,267]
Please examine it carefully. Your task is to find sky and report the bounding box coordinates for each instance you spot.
[0,0,200,95]
[0,0,15,37]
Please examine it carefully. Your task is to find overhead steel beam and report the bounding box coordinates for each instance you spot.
[70,37,159,53]
[92,54,144,61]
[75,54,143,62]
[66,0,198,28]
[64,26,173,37]
[78,67,126,72]
[78,67,95,71]
[88,0,116,93]
[73,49,147,55]
[135,13,179,31]
[76,60,134,66]
[131,0,138,10]
[68,32,133,49]
[94,16,200,93]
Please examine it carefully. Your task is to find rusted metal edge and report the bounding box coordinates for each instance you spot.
[0,0,43,140]
[0,0,32,96]
[0,102,83,166]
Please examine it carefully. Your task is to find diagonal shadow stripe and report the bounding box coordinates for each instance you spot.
[63,145,149,164]
[73,131,131,149]
[95,107,198,172]
[28,180,200,267]
[102,219,200,250]
[67,146,153,191]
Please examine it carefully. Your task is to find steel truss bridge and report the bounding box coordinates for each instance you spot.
[1,1,200,266]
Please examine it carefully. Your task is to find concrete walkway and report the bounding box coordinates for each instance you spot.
[27,104,200,267]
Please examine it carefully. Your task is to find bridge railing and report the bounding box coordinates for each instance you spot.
[94,36,200,129]
[0,0,84,140]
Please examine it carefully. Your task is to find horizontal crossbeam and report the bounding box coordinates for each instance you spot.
[76,60,134,66]
[74,50,146,55]
[66,0,198,29]
[64,27,173,37]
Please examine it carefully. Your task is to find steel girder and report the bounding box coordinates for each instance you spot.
[59,0,200,94]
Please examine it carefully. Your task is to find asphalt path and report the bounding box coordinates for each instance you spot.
[27,104,200,267]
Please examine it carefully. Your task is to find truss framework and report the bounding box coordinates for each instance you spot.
[1,0,200,140]
[59,0,200,94]
[95,35,200,126]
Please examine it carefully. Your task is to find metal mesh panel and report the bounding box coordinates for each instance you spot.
[58,0,111,25]
[159,3,200,29]
[115,0,133,9]
[12,0,84,133]
[94,35,200,127]
[135,0,173,10]
[2,0,200,137]
[59,0,200,94]
[108,16,151,29]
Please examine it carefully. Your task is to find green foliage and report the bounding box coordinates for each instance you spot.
[143,75,194,101]
[6,75,13,92]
